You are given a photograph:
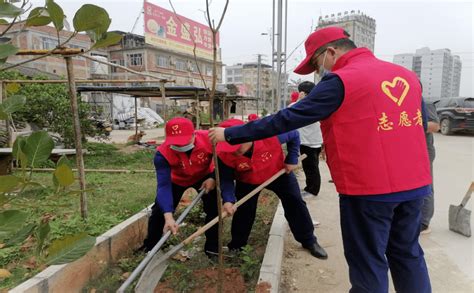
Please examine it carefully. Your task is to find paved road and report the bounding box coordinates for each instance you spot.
[280,132,473,292]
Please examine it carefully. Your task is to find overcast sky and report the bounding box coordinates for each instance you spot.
[32,0,473,96]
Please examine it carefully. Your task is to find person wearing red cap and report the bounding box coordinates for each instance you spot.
[247,113,259,121]
[216,118,327,259]
[141,117,220,257]
[210,27,431,292]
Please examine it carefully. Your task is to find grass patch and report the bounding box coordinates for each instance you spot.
[0,143,156,290]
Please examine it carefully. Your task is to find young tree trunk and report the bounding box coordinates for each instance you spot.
[65,57,88,219]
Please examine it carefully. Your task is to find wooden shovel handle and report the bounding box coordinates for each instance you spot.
[182,154,307,245]
[460,182,474,207]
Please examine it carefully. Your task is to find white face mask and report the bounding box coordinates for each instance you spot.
[318,50,331,79]
[170,143,195,152]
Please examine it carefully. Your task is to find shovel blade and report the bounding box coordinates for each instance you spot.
[135,251,169,292]
[449,204,471,237]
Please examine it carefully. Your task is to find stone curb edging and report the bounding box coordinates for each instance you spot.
[257,201,287,293]
[10,206,152,293]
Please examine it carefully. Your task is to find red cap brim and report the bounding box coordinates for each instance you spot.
[166,133,193,146]
[294,53,317,75]
[216,141,241,153]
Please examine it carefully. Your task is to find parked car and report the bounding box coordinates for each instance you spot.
[434,97,474,135]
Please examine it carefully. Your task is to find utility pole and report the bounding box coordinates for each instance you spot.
[257,54,262,114]
[274,0,287,111]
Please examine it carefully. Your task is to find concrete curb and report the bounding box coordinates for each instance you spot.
[257,201,287,293]
[10,206,152,293]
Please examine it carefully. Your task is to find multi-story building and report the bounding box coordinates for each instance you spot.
[1,22,105,79]
[393,47,462,100]
[316,10,376,52]
[107,31,222,87]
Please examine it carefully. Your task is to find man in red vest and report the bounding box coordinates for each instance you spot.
[142,117,220,257]
[209,27,432,292]
[216,118,327,259]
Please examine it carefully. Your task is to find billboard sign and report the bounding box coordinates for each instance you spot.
[144,1,219,61]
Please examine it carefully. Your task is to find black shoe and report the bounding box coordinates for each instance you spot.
[303,242,328,259]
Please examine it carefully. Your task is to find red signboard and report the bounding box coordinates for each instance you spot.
[144,1,219,60]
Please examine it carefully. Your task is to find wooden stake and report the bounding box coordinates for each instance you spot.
[65,57,88,219]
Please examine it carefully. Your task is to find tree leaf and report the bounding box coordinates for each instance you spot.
[54,164,74,187]
[25,7,51,27]
[0,106,7,120]
[0,210,27,239]
[46,0,64,31]
[0,3,23,18]
[1,94,25,114]
[24,131,54,168]
[5,223,36,247]
[46,233,95,265]
[12,135,27,161]
[0,19,9,25]
[92,32,122,49]
[5,82,20,94]
[0,175,20,193]
[36,221,50,255]
[57,155,72,168]
[0,268,12,278]
[0,43,18,60]
[73,4,110,34]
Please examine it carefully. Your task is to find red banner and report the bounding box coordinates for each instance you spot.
[144,1,219,60]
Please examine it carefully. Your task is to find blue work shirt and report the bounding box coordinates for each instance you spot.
[224,73,431,201]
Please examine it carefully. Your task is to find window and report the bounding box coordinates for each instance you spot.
[156,55,169,68]
[110,60,118,73]
[127,53,143,66]
[227,77,233,83]
[42,37,56,50]
[190,62,198,73]
[175,59,186,71]
[206,65,213,76]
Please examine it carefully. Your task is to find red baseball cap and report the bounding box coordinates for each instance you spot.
[216,119,244,153]
[290,91,299,103]
[247,113,258,121]
[294,27,349,75]
[165,117,195,145]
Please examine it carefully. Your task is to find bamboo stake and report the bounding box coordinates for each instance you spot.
[12,168,155,173]
[16,48,84,55]
[2,79,172,84]
[65,56,88,219]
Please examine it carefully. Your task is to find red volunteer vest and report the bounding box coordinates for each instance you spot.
[218,137,284,185]
[157,130,214,186]
[322,48,431,195]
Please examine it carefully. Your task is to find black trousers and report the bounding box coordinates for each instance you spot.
[299,145,322,196]
[143,177,218,253]
[228,172,316,250]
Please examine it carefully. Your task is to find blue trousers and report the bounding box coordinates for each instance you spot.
[228,172,316,250]
[340,197,431,293]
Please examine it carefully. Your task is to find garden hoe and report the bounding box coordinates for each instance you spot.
[449,182,473,237]
[117,188,206,293]
[139,154,307,290]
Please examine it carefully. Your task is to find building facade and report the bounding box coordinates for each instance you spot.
[393,47,462,100]
[316,10,376,52]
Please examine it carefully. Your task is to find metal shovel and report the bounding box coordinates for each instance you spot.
[449,182,473,237]
[117,188,206,293]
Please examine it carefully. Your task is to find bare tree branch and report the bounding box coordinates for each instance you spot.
[81,54,171,82]
[0,0,30,38]
[0,31,77,72]
[215,0,229,31]
[168,0,210,91]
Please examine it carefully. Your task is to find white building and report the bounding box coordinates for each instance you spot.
[393,47,462,101]
[316,10,376,52]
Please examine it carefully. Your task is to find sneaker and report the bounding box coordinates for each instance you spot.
[301,190,312,198]
[312,220,321,227]
[420,225,431,235]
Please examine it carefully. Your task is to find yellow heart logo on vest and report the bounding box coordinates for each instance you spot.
[381,77,410,106]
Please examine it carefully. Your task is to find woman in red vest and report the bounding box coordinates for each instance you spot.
[141,117,223,257]
[216,119,327,259]
[210,28,432,293]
